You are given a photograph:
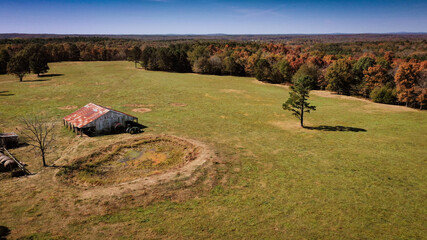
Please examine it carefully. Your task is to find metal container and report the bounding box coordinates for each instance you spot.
[0,133,19,148]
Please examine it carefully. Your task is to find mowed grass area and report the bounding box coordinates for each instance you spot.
[0,61,426,239]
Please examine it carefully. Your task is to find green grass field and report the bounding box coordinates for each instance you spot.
[0,61,426,239]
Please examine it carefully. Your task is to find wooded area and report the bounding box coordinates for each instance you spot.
[0,35,426,108]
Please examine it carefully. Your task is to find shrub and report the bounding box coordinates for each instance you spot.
[370,85,397,104]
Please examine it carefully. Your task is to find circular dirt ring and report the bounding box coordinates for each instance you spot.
[57,135,211,188]
[132,108,152,113]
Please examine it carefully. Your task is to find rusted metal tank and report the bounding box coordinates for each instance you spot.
[0,155,9,162]
[0,152,17,172]
[0,133,19,148]
[3,160,16,171]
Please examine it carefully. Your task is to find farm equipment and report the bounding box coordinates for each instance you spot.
[125,121,144,134]
[113,122,125,133]
[0,147,31,175]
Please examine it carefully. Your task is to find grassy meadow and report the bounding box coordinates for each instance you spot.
[0,61,426,239]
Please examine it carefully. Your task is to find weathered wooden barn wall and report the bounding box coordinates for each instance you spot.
[90,111,136,133]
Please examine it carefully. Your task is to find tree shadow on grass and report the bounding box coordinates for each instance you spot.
[0,226,10,240]
[305,125,367,132]
[0,91,14,96]
[40,73,64,77]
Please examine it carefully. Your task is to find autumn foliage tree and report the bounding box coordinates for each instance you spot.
[363,64,392,97]
[415,62,427,109]
[325,59,354,95]
[394,63,420,107]
[353,56,375,90]
[416,88,426,109]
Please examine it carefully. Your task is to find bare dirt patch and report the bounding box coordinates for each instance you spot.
[58,105,78,110]
[170,103,187,107]
[132,108,152,113]
[124,104,155,108]
[220,89,246,94]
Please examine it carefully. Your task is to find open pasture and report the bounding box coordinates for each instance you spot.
[0,61,426,239]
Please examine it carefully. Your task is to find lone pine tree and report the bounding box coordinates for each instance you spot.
[283,76,316,128]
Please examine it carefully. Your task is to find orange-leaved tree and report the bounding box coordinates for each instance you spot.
[416,88,426,110]
[363,64,392,97]
[394,62,420,107]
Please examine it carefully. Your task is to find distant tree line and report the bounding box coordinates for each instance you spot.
[0,40,132,80]
[0,37,425,109]
[1,44,50,81]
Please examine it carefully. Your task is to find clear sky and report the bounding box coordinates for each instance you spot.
[0,0,426,34]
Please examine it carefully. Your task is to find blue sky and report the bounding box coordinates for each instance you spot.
[0,0,426,34]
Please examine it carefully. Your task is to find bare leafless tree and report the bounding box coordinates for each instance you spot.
[20,116,56,167]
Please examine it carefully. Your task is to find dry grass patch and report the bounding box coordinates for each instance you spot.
[124,104,155,107]
[220,89,246,94]
[268,120,309,131]
[356,102,418,113]
[132,108,152,113]
[58,105,78,110]
[170,103,187,107]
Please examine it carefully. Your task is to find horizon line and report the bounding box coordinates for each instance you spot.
[1,32,427,36]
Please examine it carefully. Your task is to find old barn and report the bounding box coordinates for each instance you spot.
[63,103,138,135]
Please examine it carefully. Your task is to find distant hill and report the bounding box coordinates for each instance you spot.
[0,33,426,42]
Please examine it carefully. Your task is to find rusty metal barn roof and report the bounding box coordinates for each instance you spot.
[63,103,136,128]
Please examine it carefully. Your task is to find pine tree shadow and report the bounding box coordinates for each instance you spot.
[40,74,64,77]
[305,125,367,132]
[0,226,10,240]
[0,91,14,96]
